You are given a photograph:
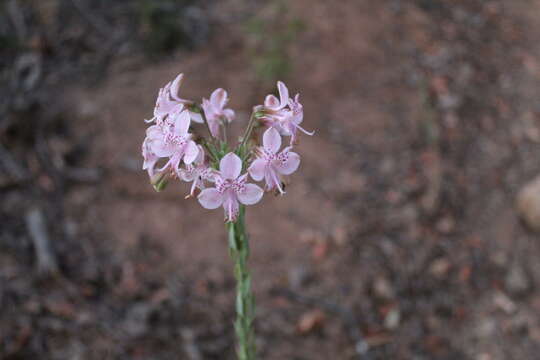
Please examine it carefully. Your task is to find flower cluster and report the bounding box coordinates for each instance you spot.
[142,74,313,221]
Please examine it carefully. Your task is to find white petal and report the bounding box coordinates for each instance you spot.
[208,116,221,138]
[170,73,184,101]
[190,111,204,123]
[210,88,227,109]
[276,151,300,175]
[277,81,289,108]
[202,98,214,118]
[174,110,191,135]
[237,184,263,205]
[263,127,281,153]
[178,167,196,182]
[146,125,162,138]
[198,188,224,209]
[219,153,242,180]
[183,140,199,164]
[223,108,235,122]
[194,145,205,164]
[222,194,240,222]
[248,158,266,181]
[264,95,280,109]
[151,138,173,157]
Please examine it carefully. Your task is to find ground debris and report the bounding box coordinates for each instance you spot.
[25,207,59,276]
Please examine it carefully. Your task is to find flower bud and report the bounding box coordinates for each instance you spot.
[253,109,266,119]
[151,171,171,192]
[187,103,202,114]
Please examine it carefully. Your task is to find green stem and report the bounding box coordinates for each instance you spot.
[221,118,228,144]
[227,206,256,360]
[195,104,217,145]
[239,112,257,150]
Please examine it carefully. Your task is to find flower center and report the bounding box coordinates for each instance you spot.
[216,178,246,194]
[263,149,276,160]
[268,151,288,169]
[164,131,187,148]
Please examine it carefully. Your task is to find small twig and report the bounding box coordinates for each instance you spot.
[25,207,59,276]
[272,288,372,359]
[181,328,203,360]
[34,129,65,191]
[6,0,27,42]
[0,142,29,181]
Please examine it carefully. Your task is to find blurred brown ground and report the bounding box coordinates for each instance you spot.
[2,0,540,359]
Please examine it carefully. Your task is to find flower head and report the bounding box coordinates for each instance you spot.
[259,81,314,144]
[178,145,217,197]
[198,153,263,221]
[142,73,313,223]
[147,74,203,125]
[202,88,235,138]
[248,127,300,194]
[142,109,199,178]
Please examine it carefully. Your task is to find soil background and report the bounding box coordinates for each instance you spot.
[2,0,540,359]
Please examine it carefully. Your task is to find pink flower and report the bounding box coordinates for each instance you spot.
[202,88,235,138]
[178,146,217,196]
[260,81,313,144]
[142,136,159,177]
[142,109,199,177]
[282,94,313,144]
[147,74,203,125]
[248,127,300,194]
[198,153,263,221]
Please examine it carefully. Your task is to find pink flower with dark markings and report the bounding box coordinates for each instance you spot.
[248,127,300,194]
[198,153,263,221]
[178,146,217,197]
[281,93,313,144]
[259,81,314,144]
[202,88,235,138]
[143,109,199,177]
[147,73,203,125]
[263,80,290,112]
[142,73,314,219]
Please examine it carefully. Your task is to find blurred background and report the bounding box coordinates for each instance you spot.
[1,0,540,359]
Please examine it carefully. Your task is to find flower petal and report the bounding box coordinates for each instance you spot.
[146,125,162,138]
[276,150,300,175]
[150,138,173,157]
[263,127,281,154]
[202,98,215,118]
[190,111,203,123]
[183,140,199,164]
[222,194,240,222]
[194,145,205,164]
[178,166,196,182]
[248,158,266,181]
[277,81,289,108]
[142,141,158,177]
[170,73,184,101]
[220,152,242,180]
[237,183,263,205]
[198,188,224,209]
[207,116,221,138]
[223,108,235,122]
[264,95,280,109]
[210,88,227,110]
[174,110,191,135]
